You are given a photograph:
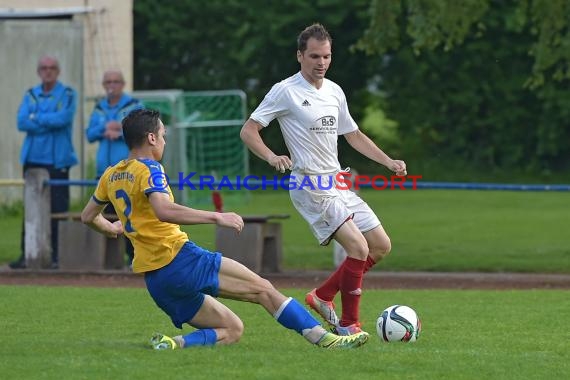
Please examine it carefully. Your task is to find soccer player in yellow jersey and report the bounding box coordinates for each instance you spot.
[80,109,368,350]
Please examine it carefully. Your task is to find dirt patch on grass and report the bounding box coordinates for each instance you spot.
[1,267,569,290]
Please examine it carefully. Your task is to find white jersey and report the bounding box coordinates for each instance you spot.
[250,72,358,174]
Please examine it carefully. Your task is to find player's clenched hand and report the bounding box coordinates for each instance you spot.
[105,220,124,238]
[389,159,407,176]
[215,212,244,233]
[268,154,292,174]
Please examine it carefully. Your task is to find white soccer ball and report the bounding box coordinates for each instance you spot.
[376,305,421,342]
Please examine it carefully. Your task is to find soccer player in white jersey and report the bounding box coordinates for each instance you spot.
[240,23,407,336]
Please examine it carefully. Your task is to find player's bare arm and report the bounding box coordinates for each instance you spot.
[80,199,124,238]
[344,130,407,175]
[240,119,292,173]
[148,192,244,233]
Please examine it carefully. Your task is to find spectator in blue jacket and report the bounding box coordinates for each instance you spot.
[10,55,78,269]
[87,69,143,177]
[86,69,142,266]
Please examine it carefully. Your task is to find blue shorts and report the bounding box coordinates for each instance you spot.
[144,241,222,328]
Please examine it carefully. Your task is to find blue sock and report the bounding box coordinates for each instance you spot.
[274,297,320,334]
[182,329,217,348]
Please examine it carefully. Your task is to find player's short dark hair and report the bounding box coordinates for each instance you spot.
[297,23,332,53]
[122,109,161,149]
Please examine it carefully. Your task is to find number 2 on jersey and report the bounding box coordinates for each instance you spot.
[115,189,135,233]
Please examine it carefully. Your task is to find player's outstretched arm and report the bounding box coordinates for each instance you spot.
[149,192,244,233]
[344,130,407,176]
[240,119,292,173]
[81,199,124,238]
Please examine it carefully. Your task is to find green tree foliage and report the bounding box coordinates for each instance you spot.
[357,0,570,88]
[134,0,375,108]
[355,0,570,175]
[134,0,386,173]
[133,1,570,178]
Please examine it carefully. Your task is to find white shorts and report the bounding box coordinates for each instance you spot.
[289,172,381,245]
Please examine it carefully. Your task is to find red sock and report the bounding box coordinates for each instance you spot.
[318,254,377,301]
[317,255,376,301]
[339,257,366,326]
[363,255,376,273]
[316,262,344,301]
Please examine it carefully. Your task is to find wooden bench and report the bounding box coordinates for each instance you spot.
[23,168,287,272]
[52,212,126,271]
[22,168,126,270]
[215,214,289,273]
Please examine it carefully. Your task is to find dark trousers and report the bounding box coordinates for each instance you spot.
[18,164,70,264]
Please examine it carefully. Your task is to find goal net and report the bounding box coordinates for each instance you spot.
[133,89,249,207]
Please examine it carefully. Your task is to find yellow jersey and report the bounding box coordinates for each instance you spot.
[93,158,188,273]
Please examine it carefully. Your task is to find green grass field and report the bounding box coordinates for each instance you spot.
[0,286,567,380]
[1,189,569,273]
